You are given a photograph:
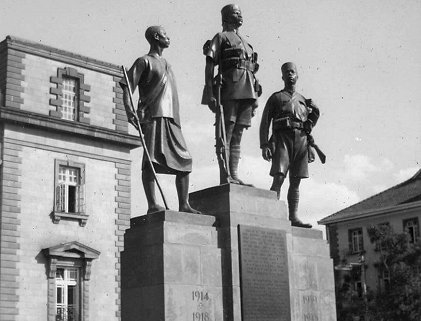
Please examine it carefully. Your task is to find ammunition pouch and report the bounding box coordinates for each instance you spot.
[273,117,303,132]
[221,58,257,73]
[221,47,245,60]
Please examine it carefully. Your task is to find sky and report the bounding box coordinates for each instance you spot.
[1,0,420,231]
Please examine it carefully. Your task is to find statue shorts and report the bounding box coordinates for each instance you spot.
[271,129,309,178]
[222,99,254,127]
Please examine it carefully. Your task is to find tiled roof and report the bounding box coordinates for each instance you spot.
[318,169,421,224]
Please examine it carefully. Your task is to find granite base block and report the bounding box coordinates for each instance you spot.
[121,185,336,321]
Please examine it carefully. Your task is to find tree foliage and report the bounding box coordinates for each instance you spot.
[366,224,421,321]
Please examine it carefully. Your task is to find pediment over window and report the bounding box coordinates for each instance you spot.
[43,241,100,260]
[43,241,100,280]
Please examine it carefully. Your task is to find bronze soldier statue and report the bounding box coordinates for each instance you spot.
[260,62,320,228]
[120,26,200,215]
[202,4,262,185]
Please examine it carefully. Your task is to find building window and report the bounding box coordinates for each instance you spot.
[56,268,80,321]
[49,67,91,124]
[43,242,100,321]
[354,280,363,298]
[403,218,420,244]
[53,160,87,226]
[348,228,364,254]
[61,76,79,121]
[57,165,84,214]
[381,269,390,292]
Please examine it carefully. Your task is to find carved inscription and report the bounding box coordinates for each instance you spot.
[302,293,319,321]
[239,225,290,321]
[191,290,212,321]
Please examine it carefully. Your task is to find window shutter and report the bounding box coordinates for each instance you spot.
[359,231,364,252]
[76,184,86,214]
[415,219,420,239]
[56,184,65,212]
[348,230,353,253]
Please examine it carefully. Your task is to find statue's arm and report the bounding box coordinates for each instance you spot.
[120,58,147,128]
[205,57,216,103]
[260,96,274,161]
[303,98,320,133]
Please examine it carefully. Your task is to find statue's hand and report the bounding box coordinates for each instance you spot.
[208,97,218,113]
[128,113,139,130]
[251,100,258,117]
[262,146,272,161]
[303,120,313,134]
[305,98,318,109]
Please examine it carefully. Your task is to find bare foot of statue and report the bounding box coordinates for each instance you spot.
[147,204,166,214]
[179,203,202,214]
[231,177,254,187]
[221,176,254,187]
[290,218,312,229]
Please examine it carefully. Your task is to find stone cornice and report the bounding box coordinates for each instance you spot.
[3,35,122,77]
[0,107,141,148]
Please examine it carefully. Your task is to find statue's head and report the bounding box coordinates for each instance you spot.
[281,62,298,85]
[145,26,170,48]
[221,4,243,28]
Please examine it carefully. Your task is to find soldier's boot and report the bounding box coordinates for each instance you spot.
[176,173,201,214]
[142,168,166,214]
[229,144,253,186]
[217,148,237,185]
[287,185,312,228]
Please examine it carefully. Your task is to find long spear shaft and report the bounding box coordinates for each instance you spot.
[121,66,169,210]
[215,73,231,180]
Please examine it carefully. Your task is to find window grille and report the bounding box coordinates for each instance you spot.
[56,268,80,321]
[55,166,85,214]
[62,77,78,121]
[348,228,364,254]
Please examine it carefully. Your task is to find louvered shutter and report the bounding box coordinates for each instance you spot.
[55,184,65,212]
[76,184,86,214]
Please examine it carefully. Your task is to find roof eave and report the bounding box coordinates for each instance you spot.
[318,200,421,225]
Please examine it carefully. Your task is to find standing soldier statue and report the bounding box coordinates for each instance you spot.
[120,26,200,215]
[202,4,262,185]
[260,62,322,228]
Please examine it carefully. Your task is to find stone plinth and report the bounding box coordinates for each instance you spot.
[121,211,223,321]
[189,184,336,321]
[121,185,336,321]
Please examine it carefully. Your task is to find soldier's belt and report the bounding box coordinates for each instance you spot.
[273,117,303,131]
[221,59,256,73]
[221,48,245,60]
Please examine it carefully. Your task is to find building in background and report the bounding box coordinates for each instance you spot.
[318,169,421,295]
[0,36,140,321]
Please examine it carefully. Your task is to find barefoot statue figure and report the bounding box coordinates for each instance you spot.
[120,26,200,215]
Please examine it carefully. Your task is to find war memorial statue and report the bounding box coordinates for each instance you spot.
[120,26,200,215]
[202,4,262,185]
[260,62,321,228]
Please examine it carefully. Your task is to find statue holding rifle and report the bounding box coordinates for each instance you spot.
[202,4,262,185]
[260,62,325,228]
[120,26,200,215]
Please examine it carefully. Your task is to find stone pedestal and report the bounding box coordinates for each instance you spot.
[121,211,223,321]
[189,184,336,321]
[121,184,336,321]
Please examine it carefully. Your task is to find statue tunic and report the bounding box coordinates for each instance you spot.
[260,90,319,178]
[122,54,192,174]
[205,31,258,102]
